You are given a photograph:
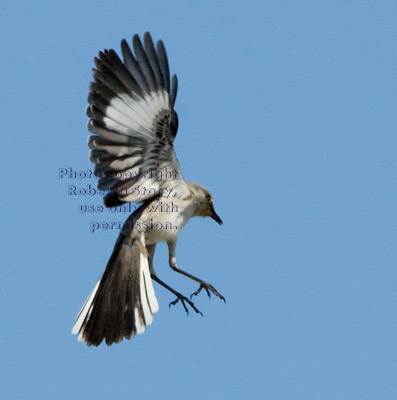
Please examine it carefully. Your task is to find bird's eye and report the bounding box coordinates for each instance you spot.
[205,194,211,202]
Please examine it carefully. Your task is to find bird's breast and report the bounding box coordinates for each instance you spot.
[136,200,192,244]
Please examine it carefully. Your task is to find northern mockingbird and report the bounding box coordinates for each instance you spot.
[72,32,224,346]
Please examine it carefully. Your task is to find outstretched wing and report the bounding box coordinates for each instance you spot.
[87,32,190,207]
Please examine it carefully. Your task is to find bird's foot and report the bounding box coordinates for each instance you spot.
[190,282,226,303]
[169,294,203,316]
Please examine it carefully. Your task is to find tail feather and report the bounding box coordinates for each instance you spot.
[71,279,101,340]
[72,235,159,346]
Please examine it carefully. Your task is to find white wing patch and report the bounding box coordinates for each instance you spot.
[105,91,170,139]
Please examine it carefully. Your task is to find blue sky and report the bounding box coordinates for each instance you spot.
[1,1,396,399]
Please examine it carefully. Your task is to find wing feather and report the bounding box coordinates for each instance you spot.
[156,40,170,92]
[87,32,190,206]
[132,34,158,92]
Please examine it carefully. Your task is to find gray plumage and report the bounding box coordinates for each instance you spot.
[72,32,224,346]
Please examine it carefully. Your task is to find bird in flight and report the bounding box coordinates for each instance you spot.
[72,32,224,346]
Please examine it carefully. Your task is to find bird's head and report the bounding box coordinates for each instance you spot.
[187,182,223,225]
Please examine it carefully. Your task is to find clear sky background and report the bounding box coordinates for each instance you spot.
[1,1,396,399]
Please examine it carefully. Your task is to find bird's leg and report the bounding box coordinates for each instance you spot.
[150,274,202,316]
[146,244,157,275]
[167,240,226,302]
[147,243,202,315]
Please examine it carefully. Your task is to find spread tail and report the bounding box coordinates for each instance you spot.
[72,235,159,346]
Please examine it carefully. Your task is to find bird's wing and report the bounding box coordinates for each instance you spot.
[87,32,190,207]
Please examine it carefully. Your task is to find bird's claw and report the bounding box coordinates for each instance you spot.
[169,294,203,316]
[190,283,226,303]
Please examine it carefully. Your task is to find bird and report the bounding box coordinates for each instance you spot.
[72,32,224,346]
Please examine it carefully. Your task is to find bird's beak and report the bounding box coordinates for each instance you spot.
[210,209,223,225]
